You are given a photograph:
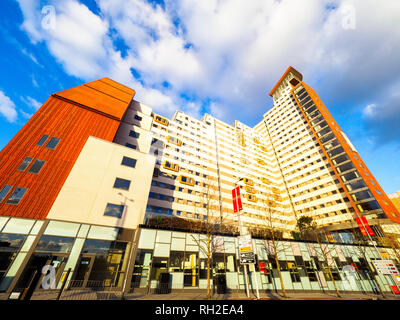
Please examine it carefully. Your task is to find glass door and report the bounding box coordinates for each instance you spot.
[183,252,198,287]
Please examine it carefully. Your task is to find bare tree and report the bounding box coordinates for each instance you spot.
[189,177,238,299]
[346,221,386,298]
[257,197,291,298]
[297,217,342,297]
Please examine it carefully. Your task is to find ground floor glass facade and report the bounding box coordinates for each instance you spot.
[0,217,399,297]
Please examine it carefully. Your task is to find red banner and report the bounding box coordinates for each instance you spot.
[232,186,243,213]
[232,188,238,213]
[361,216,374,235]
[355,217,368,236]
[236,186,243,211]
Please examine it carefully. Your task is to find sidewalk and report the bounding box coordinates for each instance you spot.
[123,290,400,301]
[6,288,400,301]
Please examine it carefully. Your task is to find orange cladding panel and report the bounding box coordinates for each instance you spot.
[55,78,135,120]
[0,95,121,220]
[292,82,400,224]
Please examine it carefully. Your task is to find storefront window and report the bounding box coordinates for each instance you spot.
[259,259,274,283]
[226,254,236,272]
[169,251,184,272]
[199,259,208,279]
[150,257,168,282]
[183,252,198,287]
[131,249,152,288]
[72,239,128,288]
[212,253,225,276]
[35,235,74,253]
[0,233,26,284]
[288,261,301,282]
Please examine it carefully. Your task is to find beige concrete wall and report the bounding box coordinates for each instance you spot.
[47,136,155,229]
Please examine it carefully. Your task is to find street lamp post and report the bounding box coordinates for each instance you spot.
[234,178,251,298]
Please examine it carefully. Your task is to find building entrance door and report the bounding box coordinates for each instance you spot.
[71,255,95,287]
[150,257,168,291]
[14,253,67,300]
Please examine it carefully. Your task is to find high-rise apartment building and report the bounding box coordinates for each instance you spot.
[0,67,399,298]
[144,67,400,239]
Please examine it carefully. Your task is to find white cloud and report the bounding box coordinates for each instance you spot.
[363,103,377,117]
[362,90,400,145]
[20,110,34,119]
[31,74,39,88]
[15,0,400,131]
[21,96,42,110]
[0,91,18,123]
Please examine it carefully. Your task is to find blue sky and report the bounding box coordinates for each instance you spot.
[0,0,400,194]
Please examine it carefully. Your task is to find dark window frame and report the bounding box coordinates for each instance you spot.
[121,156,137,168]
[37,134,49,146]
[28,159,46,174]
[125,143,137,150]
[129,130,140,139]
[45,137,60,150]
[113,178,131,191]
[5,187,28,205]
[0,185,13,203]
[17,157,34,172]
[104,203,125,218]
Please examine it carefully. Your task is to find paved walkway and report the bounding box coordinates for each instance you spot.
[123,291,399,300]
[5,288,400,301]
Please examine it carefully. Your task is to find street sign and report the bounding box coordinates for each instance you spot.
[240,251,255,264]
[372,259,399,275]
[232,186,243,213]
[238,234,255,264]
[238,234,253,252]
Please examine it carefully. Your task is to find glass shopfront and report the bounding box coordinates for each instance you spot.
[71,239,129,288]
[0,234,26,285]
[130,228,399,293]
[13,235,73,299]
[2,221,399,296]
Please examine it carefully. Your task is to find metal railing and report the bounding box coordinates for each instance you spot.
[58,280,122,300]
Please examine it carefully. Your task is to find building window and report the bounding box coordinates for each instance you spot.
[121,156,137,168]
[28,160,46,174]
[37,134,49,146]
[153,168,159,177]
[129,130,140,138]
[45,137,60,150]
[104,203,125,218]
[134,114,142,121]
[245,194,257,202]
[113,178,131,191]
[163,161,179,172]
[35,235,75,253]
[153,115,169,126]
[0,185,12,203]
[179,175,195,186]
[167,136,182,146]
[243,178,254,186]
[17,157,33,172]
[125,143,137,150]
[244,185,256,194]
[6,187,28,205]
